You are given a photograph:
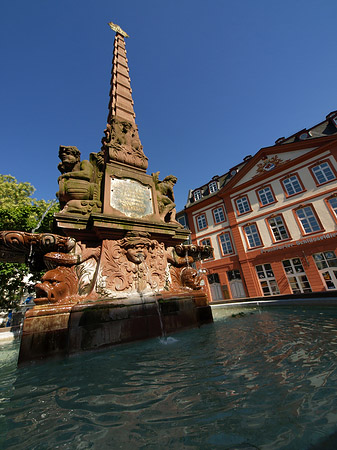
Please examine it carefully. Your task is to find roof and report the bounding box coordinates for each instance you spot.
[184,156,252,208]
[275,110,337,145]
[184,110,337,209]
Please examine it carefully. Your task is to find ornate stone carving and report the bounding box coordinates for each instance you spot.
[174,243,213,262]
[43,244,101,300]
[0,229,212,306]
[152,172,181,225]
[95,234,212,297]
[256,155,284,174]
[35,267,80,305]
[96,232,171,296]
[180,267,202,290]
[101,118,148,170]
[0,231,76,265]
[57,146,102,215]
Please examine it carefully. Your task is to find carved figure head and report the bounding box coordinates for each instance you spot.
[121,232,153,264]
[163,175,177,186]
[58,146,81,173]
[35,266,78,304]
[180,267,202,290]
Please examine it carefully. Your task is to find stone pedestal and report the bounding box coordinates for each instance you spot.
[18,293,212,365]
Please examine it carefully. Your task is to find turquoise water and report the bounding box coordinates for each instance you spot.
[1,307,337,449]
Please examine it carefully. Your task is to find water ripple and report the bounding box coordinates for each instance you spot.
[2,308,337,449]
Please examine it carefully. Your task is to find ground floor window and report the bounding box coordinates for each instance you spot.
[255,264,280,296]
[282,258,312,293]
[313,251,337,290]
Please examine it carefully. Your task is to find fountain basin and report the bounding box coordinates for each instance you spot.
[3,305,337,449]
[18,292,212,365]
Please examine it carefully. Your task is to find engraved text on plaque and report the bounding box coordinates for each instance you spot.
[110,178,153,218]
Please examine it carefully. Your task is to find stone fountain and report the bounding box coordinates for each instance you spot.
[0,23,213,365]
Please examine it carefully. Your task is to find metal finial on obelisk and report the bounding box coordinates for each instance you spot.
[108,21,129,38]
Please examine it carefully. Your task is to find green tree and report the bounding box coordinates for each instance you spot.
[0,175,59,310]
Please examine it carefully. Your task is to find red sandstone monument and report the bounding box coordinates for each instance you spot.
[0,22,213,364]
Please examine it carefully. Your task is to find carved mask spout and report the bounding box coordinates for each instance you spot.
[34,267,79,305]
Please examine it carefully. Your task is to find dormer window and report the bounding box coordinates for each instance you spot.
[326,111,337,128]
[209,181,218,193]
[193,189,201,201]
[298,130,311,140]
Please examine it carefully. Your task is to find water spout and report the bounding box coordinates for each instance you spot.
[32,199,57,233]
[28,199,57,268]
[154,298,166,339]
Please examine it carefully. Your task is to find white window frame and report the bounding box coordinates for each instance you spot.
[268,215,289,241]
[219,232,233,255]
[328,197,337,216]
[257,186,275,206]
[197,214,207,230]
[282,258,312,293]
[255,264,280,296]
[312,162,336,185]
[213,206,225,223]
[209,181,218,193]
[296,206,321,234]
[282,175,303,196]
[313,251,337,290]
[244,224,262,248]
[194,190,201,201]
[236,196,251,214]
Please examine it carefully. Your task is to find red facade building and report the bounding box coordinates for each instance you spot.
[182,112,337,301]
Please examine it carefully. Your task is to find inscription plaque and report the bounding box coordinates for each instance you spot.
[110,178,153,218]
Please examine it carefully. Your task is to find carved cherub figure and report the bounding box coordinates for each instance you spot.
[152,172,181,225]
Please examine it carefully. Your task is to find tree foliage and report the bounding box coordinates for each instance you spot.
[0,175,59,310]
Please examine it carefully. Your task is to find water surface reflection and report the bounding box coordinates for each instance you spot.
[1,307,337,449]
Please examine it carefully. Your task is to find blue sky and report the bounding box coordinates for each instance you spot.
[2,0,337,211]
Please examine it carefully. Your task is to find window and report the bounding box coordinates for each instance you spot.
[282,258,312,293]
[267,215,289,241]
[196,213,207,230]
[200,238,212,259]
[295,206,321,234]
[313,251,337,270]
[236,196,251,214]
[209,181,218,193]
[255,264,280,296]
[219,232,234,255]
[313,251,337,290]
[177,215,187,228]
[244,223,262,248]
[328,196,337,218]
[282,174,304,196]
[193,190,201,201]
[257,186,275,206]
[213,206,225,223]
[311,161,336,185]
